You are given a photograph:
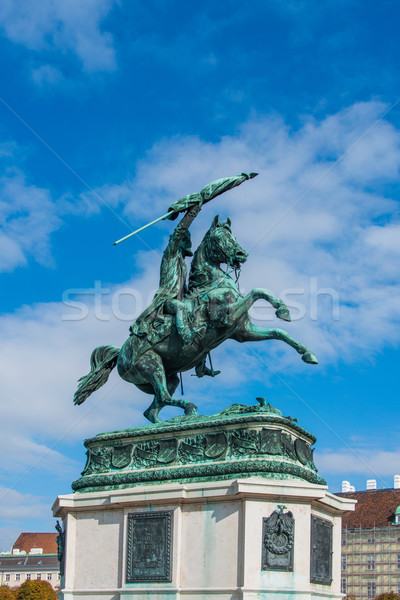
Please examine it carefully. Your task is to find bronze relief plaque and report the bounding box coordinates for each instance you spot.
[126,511,173,582]
[310,515,332,585]
[262,506,294,571]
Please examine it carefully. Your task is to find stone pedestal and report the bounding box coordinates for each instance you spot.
[53,404,355,599]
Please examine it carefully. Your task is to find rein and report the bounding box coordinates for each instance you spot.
[188,272,239,299]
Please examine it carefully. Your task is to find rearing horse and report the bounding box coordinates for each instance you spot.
[74,216,317,422]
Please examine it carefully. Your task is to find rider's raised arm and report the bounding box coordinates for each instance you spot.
[166,202,202,255]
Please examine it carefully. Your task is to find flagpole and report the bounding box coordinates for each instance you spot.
[113,210,174,245]
[113,172,258,246]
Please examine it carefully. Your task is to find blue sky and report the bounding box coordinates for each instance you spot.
[1,0,400,551]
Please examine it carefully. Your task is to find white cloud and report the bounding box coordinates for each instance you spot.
[0,488,56,552]
[0,268,158,480]
[2,100,400,488]
[31,64,63,86]
[0,525,21,553]
[0,432,77,477]
[0,168,61,272]
[365,223,400,255]
[0,0,117,74]
[0,141,104,273]
[97,101,400,366]
[0,487,51,521]
[316,448,400,483]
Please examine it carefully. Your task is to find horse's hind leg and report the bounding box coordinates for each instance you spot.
[233,323,318,364]
[151,373,179,418]
[135,351,197,423]
[162,373,198,418]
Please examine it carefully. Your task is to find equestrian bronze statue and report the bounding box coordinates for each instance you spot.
[74,173,318,423]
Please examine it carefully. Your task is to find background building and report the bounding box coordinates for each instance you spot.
[340,476,400,599]
[0,532,60,591]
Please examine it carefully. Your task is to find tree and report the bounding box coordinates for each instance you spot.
[374,593,400,600]
[15,580,57,600]
[0,585,16,600]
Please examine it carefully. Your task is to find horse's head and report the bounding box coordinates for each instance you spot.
[205,215,248,269]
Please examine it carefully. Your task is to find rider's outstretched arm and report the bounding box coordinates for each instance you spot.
[166,202,202,255]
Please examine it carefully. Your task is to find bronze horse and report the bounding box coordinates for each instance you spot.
[74,215,317,423]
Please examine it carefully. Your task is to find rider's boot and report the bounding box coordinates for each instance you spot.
[195,358,221,378]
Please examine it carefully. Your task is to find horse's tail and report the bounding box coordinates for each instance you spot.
[73,345,121,406]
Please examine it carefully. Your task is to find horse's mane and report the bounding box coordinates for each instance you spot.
[188,217,231,291]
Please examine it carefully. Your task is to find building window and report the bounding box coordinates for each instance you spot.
[26,574,31,580]
[367,582,376,598]
[341,578,347,594]
[397,583,400,594]
[342,555,347,571]
[15,574,20,582]
[367,555,375,570]
[37,573,41,580]
[5,574,10,582]
[367,537,375,543]
[47,573,52,581]
[398,554,400,569]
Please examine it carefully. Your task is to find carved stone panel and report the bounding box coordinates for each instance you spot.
[259,428,282,455]
[126,511,173,582]
[262,506,294,571]
[310,515,332,585]
[281,433,297,460]
[73,407,326,492]
[112,443,133,469]
[294,438,311,465]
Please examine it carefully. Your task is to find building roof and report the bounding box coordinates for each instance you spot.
[339,488,400,529]
[12,533,57,555]
[0,555,59,571]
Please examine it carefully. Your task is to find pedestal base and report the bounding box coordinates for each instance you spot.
[71,403,325,493]
[53,477,355,600]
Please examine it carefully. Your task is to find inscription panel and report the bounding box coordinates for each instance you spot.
[126,511,173,582]
[310,515,332,585]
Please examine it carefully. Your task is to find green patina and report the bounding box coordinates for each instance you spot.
[85,400,316,445]
[70,174,322,494]
[72,172,317,425]
[72,401,326,493]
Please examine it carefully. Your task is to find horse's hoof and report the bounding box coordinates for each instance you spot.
[276,306,291,322]
[143,407,160,423]
[184,402,198,416]
[302,351,318,364]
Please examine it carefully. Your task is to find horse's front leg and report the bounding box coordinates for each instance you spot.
[250,288,291,321]
[222,290,290,327]
[232,322,318,364]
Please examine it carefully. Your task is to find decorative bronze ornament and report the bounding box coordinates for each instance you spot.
[262,505,295,571]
